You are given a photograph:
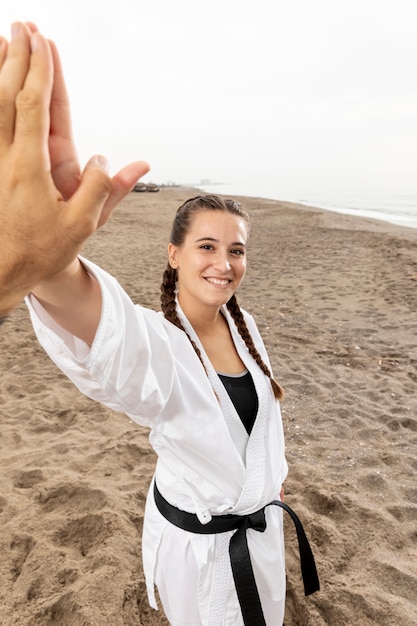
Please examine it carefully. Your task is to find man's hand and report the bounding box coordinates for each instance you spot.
[0,23,149,316]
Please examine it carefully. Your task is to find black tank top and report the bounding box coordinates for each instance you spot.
[217,370,259,435]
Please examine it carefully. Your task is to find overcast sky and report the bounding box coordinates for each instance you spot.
[2,0,416,199]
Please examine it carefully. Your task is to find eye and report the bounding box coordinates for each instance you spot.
[199,244,214,250]
[231,248,245,256]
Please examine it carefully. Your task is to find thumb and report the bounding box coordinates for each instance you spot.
[66,155,113,238]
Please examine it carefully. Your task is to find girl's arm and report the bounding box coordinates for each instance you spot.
[31,258,102,345]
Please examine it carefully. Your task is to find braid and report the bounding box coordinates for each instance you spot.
[160,265,180,328]
[160,264,207,371]
[226,295,284,401]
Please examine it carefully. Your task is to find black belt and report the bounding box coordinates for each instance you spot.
[154,482,319,626]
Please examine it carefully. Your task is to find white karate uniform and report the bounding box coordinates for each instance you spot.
[26,258,288,626]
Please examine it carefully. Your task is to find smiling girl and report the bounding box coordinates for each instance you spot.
[27,194,318,625]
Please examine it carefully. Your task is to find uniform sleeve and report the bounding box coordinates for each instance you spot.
[25,258,175,427]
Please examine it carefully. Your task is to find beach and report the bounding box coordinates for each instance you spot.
[0,186,416,625]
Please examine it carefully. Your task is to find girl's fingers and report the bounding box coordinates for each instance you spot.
[98,161,150,227]
[48,38,81,199]
[65,156,113,239]
[49,39,72,140]
[66,158,150,235]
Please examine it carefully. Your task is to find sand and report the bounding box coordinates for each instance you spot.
[0,187,416,626]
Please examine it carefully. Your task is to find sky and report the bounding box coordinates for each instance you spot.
[2,0,416,200]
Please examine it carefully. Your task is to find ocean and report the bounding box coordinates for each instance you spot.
[194,182,417,231]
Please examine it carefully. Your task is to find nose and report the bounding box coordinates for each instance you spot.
[213,251,231,272]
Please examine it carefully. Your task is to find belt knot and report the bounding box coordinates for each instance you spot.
[245,507,267,533]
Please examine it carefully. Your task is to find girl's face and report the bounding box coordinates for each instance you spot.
[168,210,248,315]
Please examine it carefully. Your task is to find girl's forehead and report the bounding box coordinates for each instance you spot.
[188,211,248,236]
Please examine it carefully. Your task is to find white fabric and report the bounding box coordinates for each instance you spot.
[26,258,288,626]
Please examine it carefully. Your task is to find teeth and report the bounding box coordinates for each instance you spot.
[206,277,229,285]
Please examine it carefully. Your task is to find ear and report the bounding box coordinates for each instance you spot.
[168,243,179,269]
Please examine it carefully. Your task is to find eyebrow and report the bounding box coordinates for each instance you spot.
[194,237,246,246]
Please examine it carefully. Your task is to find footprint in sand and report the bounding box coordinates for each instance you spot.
[53,513,116,557]
[13,469,44,488]
[36,482,107,513]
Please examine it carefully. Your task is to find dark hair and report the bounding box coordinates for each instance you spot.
[169,194,250,245]
[160,195,284,401]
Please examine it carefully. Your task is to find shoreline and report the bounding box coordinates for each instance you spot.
[194,183,417,231]
[1,187,416,625]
